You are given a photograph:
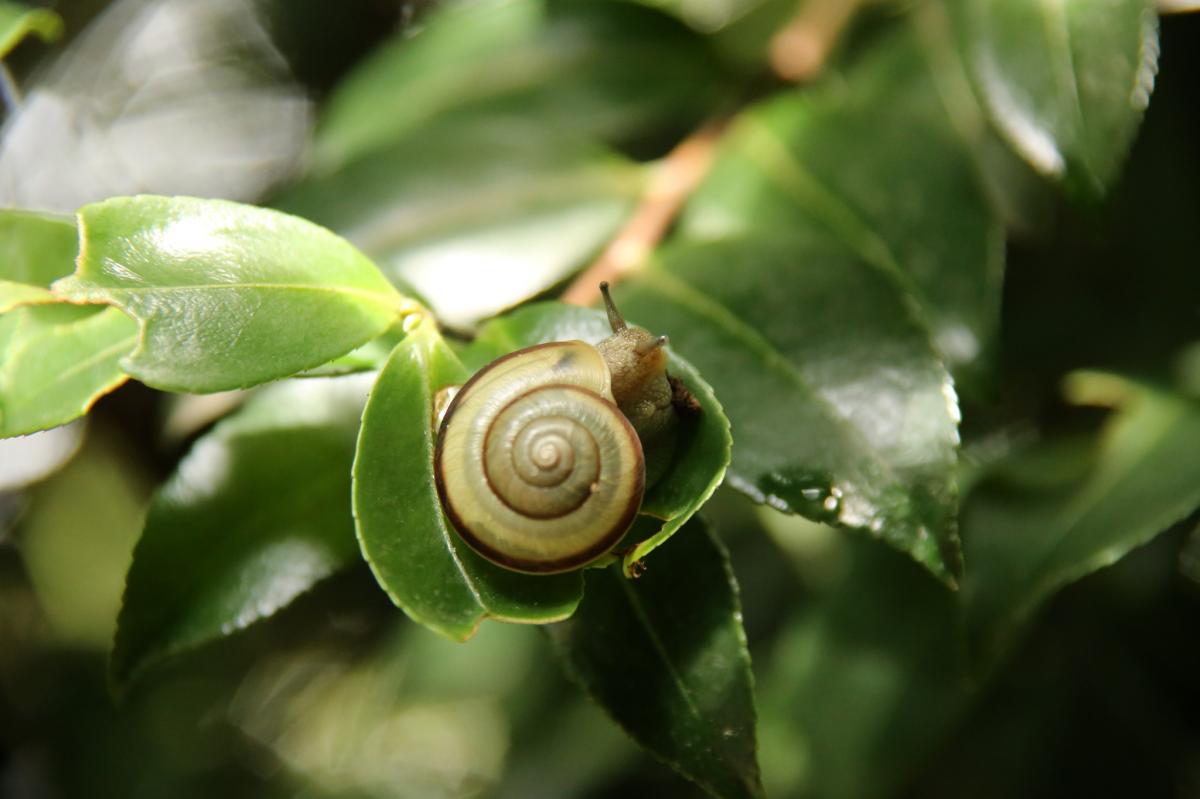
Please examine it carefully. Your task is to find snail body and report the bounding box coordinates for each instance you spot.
[434,284,681,574]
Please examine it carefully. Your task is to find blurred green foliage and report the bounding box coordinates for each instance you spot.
[2,0,1200,798]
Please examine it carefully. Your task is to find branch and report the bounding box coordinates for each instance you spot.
[769,0,865,83]
[1157,0,1200,12]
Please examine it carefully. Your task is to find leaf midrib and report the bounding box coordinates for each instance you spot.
[1038,0,1106,191]
[59,280,405,315]
[639,267,904,488]
[614,571,758,797]
[409,329,489,618]
[1039,0,1087,137]
[616,576,702,720]
[14,330,133,396]
[738,119,913,293]
[0,310,134,431]
[736,118,952,355]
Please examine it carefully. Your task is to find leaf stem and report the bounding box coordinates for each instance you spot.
[561,120,726,306]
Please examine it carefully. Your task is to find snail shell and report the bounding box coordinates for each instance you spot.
[434,341,646,573]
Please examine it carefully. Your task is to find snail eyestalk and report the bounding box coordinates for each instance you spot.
[636,335,668,356]
[600,281,627,333]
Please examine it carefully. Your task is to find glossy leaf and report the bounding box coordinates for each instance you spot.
[617,235,963,585]
[464,302,732,575]
[111,375,373,687]
[0,1,61,58]
[52,196,412,392]
[953,0,1159,195]
[314,0,729,170]
[681,31,1003,376]
[353,316,582,641]
[963,372,1200,666]
[548,519,763,799]
[278,122,642,330]
[0,305,136,437]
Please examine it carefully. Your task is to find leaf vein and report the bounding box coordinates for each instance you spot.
[413,334,488,614]
[739,119,908,284]
[615,576,703,720]
[60,281,407,315]
[639,267,902,484]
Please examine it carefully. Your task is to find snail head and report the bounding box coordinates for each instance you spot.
[596,282,673,433]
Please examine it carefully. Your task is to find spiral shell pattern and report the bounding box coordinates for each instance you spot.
[435,341,645,573]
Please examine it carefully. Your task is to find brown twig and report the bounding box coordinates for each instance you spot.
[561,120,727,307]
[769,0,865,83]
[1158,0,1200,12]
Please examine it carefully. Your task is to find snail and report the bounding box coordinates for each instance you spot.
[434,283,693,574]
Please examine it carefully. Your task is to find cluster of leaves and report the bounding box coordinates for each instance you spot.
[3,0,1199,796]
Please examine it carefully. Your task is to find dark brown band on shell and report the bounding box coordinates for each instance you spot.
[480,385,602,521]
[433,350,646,575]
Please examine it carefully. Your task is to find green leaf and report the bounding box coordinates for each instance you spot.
[277,122,643,330]
[963,372,1200,667]
[0,305,136,437]
[0,1,62,58]
[631,0,767,33]
[0,207,132,438]
[0,210,79,312]
[111,375,372,688]
[296,327,405,377]
[617,234,963,585]
[630,352,730,571]
[314,0,729,170]
[681,30,1004,377]
[0,209,77,286]
[0,281,56,312]
[465,302,732,575]
[548,519,763,799]
[353,316,583,641]
[20,429,147,649]
[953,0,1159,195]
[755,517,965,799]
[52,196,413,392]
